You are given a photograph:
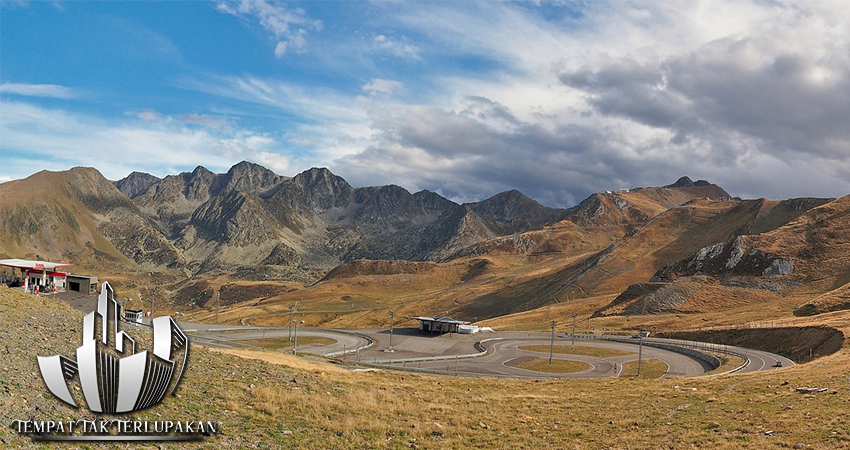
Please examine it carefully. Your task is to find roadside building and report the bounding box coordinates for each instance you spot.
[66,274,98,294]
[413,316,471,334]
[0,259,72,294]
[124,308,144,323]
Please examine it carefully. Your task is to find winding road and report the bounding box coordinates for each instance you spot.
[180,323,794,379]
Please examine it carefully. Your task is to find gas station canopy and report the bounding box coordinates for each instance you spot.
[0,259,73,271]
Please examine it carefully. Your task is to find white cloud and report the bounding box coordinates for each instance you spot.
[331,1,850,205]
[128,109,161,122]
[12,1,844,205]
[0,83,77,99]
[0,101,297,181]
[178,74,378,165]
[372,34,420,59]
[274,41,288,57]
[178,113,234,129]
[362,79,404,97]
[215,0,321,57]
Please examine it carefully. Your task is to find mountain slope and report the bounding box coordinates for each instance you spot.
[593,196,842,317]
[0,168,182,270]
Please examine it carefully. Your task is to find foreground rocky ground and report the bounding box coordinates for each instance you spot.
[3,287,850,449]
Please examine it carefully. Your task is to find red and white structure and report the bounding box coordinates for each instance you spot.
[0,258,72,294]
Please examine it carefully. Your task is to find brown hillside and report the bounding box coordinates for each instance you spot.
[749,194,850,293]
[592,276,779,317]
[794,281,850,317]
[321,259,439,280]
[0,168,180,271]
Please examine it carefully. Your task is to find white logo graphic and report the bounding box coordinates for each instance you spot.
[38,281,188,413]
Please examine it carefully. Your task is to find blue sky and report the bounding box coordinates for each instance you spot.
[2,0,849,207]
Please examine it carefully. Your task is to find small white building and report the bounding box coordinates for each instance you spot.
[124,308,144,323]
[413,316,471,334]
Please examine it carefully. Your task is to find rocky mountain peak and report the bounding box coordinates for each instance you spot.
[64,167,136,213]
[666,176,713,188]
[413,190,457,214]
[283,167,355,212]
[191,165,213,178]
[292,167,349,187]
[114,171,161,199]
[667,176,694,188]
[466,190,566,235]
[209,161,284,196]
[472,190,535,212]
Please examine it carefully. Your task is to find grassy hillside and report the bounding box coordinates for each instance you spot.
[4,286,850,449]
[204,195,831,331]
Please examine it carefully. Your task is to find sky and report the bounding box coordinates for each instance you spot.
[1,0,849,207]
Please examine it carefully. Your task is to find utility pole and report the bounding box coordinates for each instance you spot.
[637,335,644,377]
[387,311,396,352]
[148,294,155,323]
[549,321,557,365]
[292,320,304,355]
[571,314,577,349]
[215,290,220,324]
[288,304,295,342]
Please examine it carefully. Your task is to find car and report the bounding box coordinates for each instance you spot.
[773,361,783,368]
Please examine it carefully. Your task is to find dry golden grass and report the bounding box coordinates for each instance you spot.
[217,345,850,449]
[518,344,634,358]
[7,285,850,450]
[704,353,748,375]
[513,357,590,373]
[620,358,669,379]
[212,348,350,373]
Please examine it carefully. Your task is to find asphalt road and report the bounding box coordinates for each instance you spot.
[179,322,372,357]
[182,324,794,379]
[392,338,715,379]
[48,289,795,378]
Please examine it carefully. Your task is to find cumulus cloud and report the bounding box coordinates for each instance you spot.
[215,0,321,57]
[330,1,850,205]
[13,1,846,206]
[0,83,77,99]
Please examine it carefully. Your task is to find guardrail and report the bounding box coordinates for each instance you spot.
[594,335,751,376]
[322,330,375,358]
[366,338,499,364]
[177,325,375,357]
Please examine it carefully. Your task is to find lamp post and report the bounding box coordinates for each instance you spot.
[215,290,220,324]
[549,321,557,365]
[571,313,577,349]
[292,320,305,355]
[386,311,396,352]
[637,334,644,377]
[288,304,295,342]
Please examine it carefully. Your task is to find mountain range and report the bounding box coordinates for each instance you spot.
[0,162,719,279]
[3,162,849,325]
